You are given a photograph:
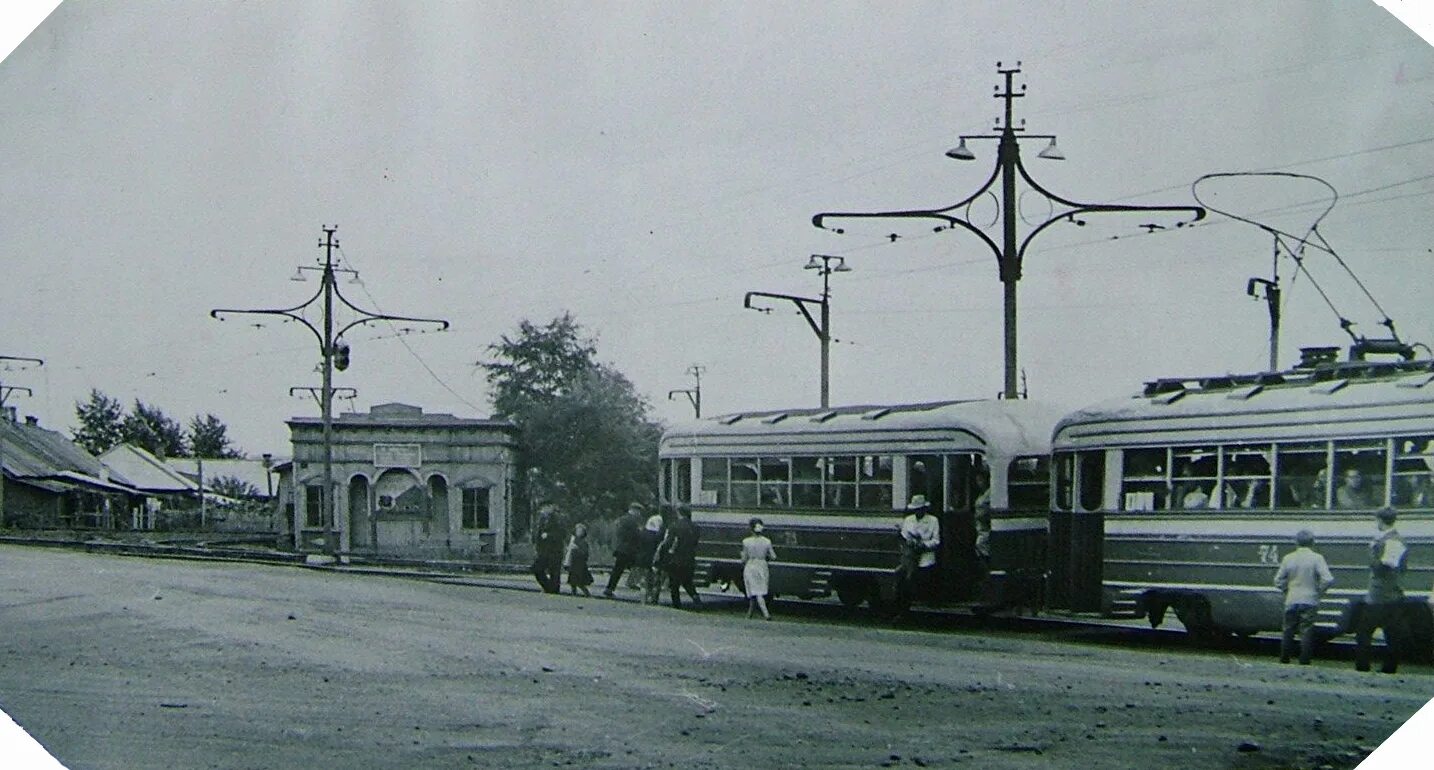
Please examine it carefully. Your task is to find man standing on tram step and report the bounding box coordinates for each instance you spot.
[531,505,565,594]
[1273,529,1334,665]
[896,495,940,610]
[603,503,645,598]
[661,506,704,609]
[1355,508,1410,673]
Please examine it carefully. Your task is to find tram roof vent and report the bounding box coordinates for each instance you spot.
[809,410,839,423]
[1226,384,1265,400]
[1396,372,1434,389]
[1309,378,1349,395]
[717,414,744,425]
[1142,379,1187,397]
[860,407,892,421]
[1151,388,1187,405]
[760,413,789,425]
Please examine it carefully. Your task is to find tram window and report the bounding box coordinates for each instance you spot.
[1275,443,1328,509]
[1222,444,1272,510]
[1172,446,1219,509]
[1120,448,1168,512]
[857,455,893,509]
[700,458,728,506]
[673,459,692,505]
[730,458,759,507]
[792,456,823,508]
[1332,441,1386,509]
[1077,451,1104,511]
[942,454,983,512]
[759,457,791,507]
[1054,453,1074,511]
[1008,456,1050,509]
[1392,437,1434,509]
[824,456,857,509]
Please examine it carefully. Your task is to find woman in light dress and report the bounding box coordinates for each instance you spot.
[740,517,776,620]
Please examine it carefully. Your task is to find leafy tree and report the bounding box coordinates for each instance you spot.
[189,414,243,459]
[72,389,126,455]
[482,314,661,526]
[123,400,188,459]
[209,475,261,500]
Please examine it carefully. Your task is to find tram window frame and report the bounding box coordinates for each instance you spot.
[1120,447,1169,512]
[729,458,760,507]
[1054,452,1074,512]
[759,456,792,507]
[1170,446,1220,509]
[824,456,857,509]
[856,455,893,509]
[1077,451,1104,512]
[672,458,692,505]
[1392,436,1434,509]
[1275,442,1329,509]
[791,456,824,509]
[1008,455,1050,510]
[1332,440,1387,510]
[699,458,728,506]
[1221,444,1273,510]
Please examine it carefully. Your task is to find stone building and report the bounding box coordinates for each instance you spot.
[284,403,518,558]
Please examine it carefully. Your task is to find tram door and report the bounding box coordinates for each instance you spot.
[907,455,981,603]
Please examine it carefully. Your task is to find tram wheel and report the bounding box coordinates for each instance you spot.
[835,579,869,609]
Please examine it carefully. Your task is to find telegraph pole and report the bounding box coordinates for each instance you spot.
[667,365,705,418]
[0,355,43,526]
[213,227,448,557]
[745,254,850,408]
[814,62,1205,399]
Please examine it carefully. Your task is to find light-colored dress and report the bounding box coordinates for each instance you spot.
[740,534,776,598]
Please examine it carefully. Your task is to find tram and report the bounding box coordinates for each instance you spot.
[1050,354,1434,647]
[658,399,1061,610]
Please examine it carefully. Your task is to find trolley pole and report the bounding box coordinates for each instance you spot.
[0,355,43,527]
[745,254,850,408]
[667,365,705,418]
[1247,234,1282,371]
[213,226,448,557]
[813,62,1205,399]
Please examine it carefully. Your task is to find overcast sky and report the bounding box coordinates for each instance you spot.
[2,1,1433,457]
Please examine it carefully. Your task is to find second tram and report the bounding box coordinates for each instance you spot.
[1051,357,1434,644]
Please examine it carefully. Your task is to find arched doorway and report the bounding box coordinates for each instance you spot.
[374,468,426,551]
[348,475,372,550]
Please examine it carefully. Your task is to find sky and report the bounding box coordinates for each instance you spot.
[2,1,1434,458]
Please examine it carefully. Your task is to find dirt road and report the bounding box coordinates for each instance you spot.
[0,545,1424,769]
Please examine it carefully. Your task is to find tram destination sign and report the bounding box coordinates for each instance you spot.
[374,442,423,469]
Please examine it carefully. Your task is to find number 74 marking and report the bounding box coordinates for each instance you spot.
[1258,544,1281,565]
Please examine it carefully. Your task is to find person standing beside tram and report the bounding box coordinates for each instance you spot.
[740,517,776,620]
[1354,508,1410,673]
[896,495,940,611]
[602,502,645,599]
[1273,529,1334,665]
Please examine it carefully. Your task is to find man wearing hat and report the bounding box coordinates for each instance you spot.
[896,494,940,609]
[1354,508,1410,673]
[602,502,646,598]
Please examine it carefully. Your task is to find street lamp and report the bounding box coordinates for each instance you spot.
[745,254,851,408]
[213,227,448,557]
[814,62,1205,399]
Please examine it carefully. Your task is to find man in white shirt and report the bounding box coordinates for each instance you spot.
[897,495,940,610]
[1273,529,1334,665]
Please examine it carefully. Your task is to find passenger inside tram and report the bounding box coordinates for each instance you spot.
[1336,468,1374,509]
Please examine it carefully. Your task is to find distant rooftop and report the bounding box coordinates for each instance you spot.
[288,402,515,430]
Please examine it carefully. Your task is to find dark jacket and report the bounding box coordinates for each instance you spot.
[1367,528,1407,604]
[614,512,643,558]
[666,517,701,564]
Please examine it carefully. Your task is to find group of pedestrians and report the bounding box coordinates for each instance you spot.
[533,502,736,611]
[1273,507,1421,672]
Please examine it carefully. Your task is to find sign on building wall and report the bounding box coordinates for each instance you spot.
[374,443,423,468]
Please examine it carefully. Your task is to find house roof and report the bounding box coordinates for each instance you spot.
[288,402,516,432]
[98,444,197,494]
[0,418,135,494]
[165,456,284,495]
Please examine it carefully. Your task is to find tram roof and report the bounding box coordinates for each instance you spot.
[1054,358,1434,448]
[661,399,1062,458]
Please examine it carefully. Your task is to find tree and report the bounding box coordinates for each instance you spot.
[188,414,243,459]
[72,389,126,455]
[482,314,662,525]
[209,475,261,499]
[122,400,188,459]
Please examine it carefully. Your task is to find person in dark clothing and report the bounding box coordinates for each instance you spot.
[603,503,646,598]
[565,522,593,597]
[639,510,666,605]
[661,507,702,609]
[531,506,565,594]
[1355,508,1410,673]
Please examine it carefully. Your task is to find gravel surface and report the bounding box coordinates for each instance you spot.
[0,545,1425,769]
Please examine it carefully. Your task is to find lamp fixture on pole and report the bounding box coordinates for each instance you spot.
[745,254,851,408]
[815,62,1205,399]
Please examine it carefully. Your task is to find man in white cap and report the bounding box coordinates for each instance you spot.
[896,494,940,609]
